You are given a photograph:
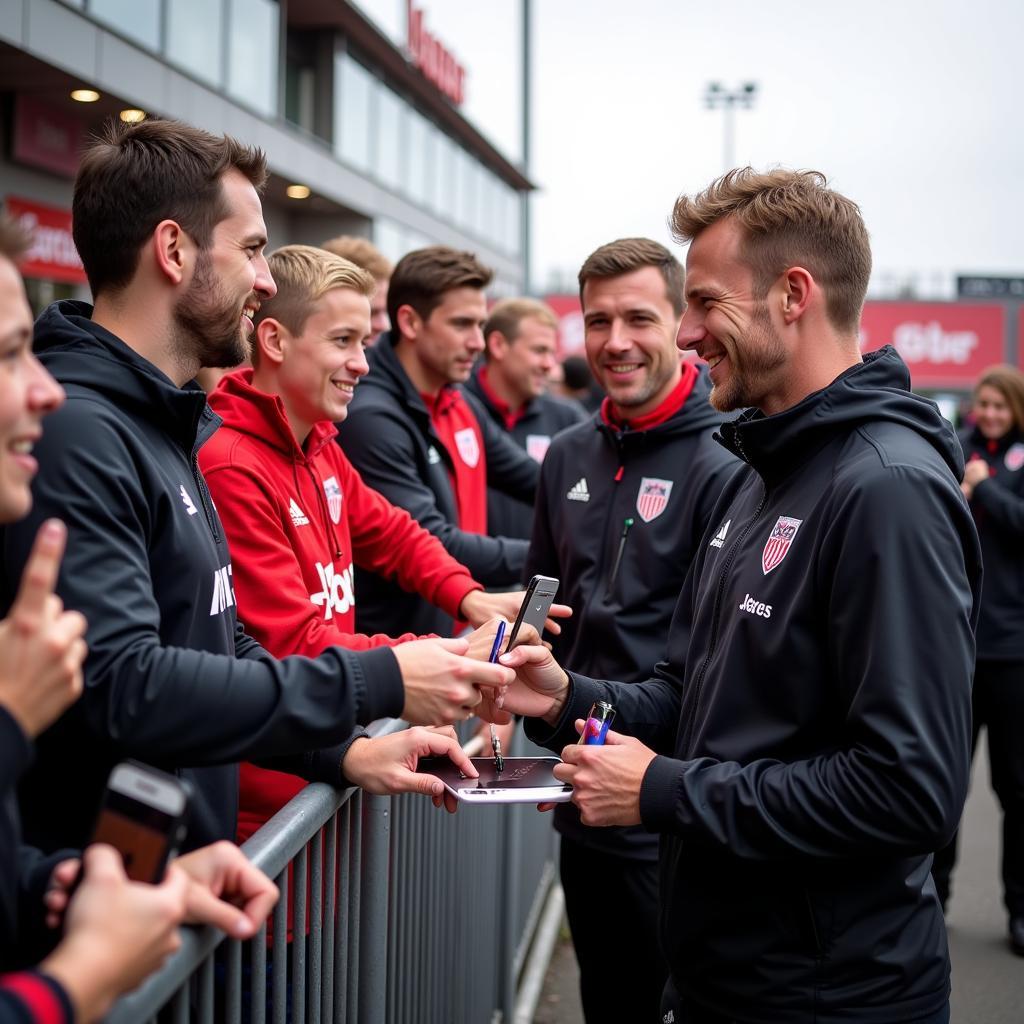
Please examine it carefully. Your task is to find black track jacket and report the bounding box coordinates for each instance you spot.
[526,367,737,860]
[528,347,981,1022]
[0,303,404,856]
[336,333,538,637]
[959,424,1024,660]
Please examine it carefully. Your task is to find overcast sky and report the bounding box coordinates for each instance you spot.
[361,0,1024,297]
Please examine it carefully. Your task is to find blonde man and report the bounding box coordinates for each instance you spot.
[199,245,522,840]
[320,235,392,343]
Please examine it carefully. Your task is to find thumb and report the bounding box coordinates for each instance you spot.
[183,877,253,938]
[12,519,66,621]
[410,773,446,800]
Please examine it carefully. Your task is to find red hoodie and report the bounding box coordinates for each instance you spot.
[201,370,482,841]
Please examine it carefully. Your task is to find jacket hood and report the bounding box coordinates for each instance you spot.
[34,300,215,450]
[208,369,337,461]
[364,330,422,406]
[718,346,964,483]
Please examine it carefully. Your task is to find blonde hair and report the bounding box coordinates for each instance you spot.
[671,167,871,333]
[320,235,392,283]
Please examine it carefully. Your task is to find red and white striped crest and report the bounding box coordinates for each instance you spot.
[762,516,802,575]
[636,477,673,523]
[454,427,480,468]
[323,475,343,525]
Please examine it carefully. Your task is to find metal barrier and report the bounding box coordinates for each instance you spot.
[104,720,560,1024]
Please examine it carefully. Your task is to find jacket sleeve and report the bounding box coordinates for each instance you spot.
[464,391,539,502]
[340,456,482,623]
[338,399,528,586]
[639,464,978,860]
[970,474,1024,535]
[0,972,74,1024]
[0,404,404,768]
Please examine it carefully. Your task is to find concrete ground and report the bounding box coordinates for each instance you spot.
[533,737,1021,1023]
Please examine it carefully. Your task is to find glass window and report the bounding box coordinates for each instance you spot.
[434,133,457,220]
[88,0,160,49]
[455,148,476,233]
[375,86,403,191]
[335,54,373,171]
[226,0,279,117]
[166,0,224,87]
[421,122,439,215]
[374,219,404,264]
[505,185,522,256]
[404,109,430,206]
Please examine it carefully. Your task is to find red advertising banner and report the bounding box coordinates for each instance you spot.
[545,294,1007,389]
[859,302,1005,388]
[13,95,84,179]
[3,196,87,285]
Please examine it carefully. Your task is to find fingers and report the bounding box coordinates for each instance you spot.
[80,842,128,884]
[536,802,557,813]
[432,636,470,655]
[419,731,478,778]
[182,876,251,936]
[11,520,67,625]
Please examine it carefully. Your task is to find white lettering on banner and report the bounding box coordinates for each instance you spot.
[309,561,356,620]
[892,322,978,365]
[14,211,83,271]
[209,564,236,616]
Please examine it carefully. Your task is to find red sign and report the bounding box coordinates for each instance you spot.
[12,95,84,179]
[407,1,466,106]
[544,294,585,355]
[4,196,87,285]
[859,302,1005,387]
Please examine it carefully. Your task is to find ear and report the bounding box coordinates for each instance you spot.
[395,304,421,341]
[152,220,190,286]
[486,330,510,362]
[780,266,814,325]
[255,318,287,368]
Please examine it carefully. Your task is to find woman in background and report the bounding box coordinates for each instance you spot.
[933,364,1024,956]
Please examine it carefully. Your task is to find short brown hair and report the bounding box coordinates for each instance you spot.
[483,298,557,359]
[251,245,375,365]
[320,235,392,283]
[670,167,871,333]
[73,117,267,296]
[578,238,685,317]
[975,365,1024,432]
[388,246,492,334]
[0,214,31,264]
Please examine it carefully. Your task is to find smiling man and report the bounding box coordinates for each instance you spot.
[521,238,736,1023]
[0,120,513,860]
[200,244,521,840]
[336,245,541,638]
[497,170,981,1024]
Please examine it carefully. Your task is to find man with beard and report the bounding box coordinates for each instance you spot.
[0,118,513,861]
[492,169,980,1023]
[521,239,736,1023]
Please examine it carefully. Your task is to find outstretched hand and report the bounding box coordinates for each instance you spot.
[342,726,479,813]
[460,589,572,638]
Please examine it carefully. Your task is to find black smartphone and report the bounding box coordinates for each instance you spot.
[90,761,190,883]
[506,574,559,649]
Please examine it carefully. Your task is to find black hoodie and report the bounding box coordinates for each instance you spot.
[0,302,403,857]
[525,366,737,860]
[335,332,539,637]
[528,347,981,1022]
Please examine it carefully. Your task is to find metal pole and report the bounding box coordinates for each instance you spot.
[358,794,391,1024]
[520,0,532,294]
[723,98,735,171]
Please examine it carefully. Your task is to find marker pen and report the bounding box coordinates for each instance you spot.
[578,700,616,745]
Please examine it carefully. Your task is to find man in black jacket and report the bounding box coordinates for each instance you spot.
[464,297,585,542]
[524,239,736,1023]
[494,169,980,1023]
[0,118,512,859]
[336,246,540,639]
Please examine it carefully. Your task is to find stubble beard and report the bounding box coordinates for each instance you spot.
[709,307,786,413]
[173,250,250,371]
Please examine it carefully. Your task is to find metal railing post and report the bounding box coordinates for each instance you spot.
[358,793,390,1024]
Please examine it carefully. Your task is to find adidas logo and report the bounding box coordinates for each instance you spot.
[179,484,198,516]
[709,518,731,549]
[289,499,310,527]
[427,446,441,465]
[566,477,590,502]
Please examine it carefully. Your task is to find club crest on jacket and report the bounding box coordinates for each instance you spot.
[762,516,803,575]
[636,477,673,523]
[323,475,342,524]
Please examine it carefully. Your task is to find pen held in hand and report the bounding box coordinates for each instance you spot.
[488,620,506,772]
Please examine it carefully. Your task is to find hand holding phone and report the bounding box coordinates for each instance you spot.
[506,575,559,650]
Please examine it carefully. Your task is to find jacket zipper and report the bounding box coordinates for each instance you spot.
[678,479,767,757]
[605,517,635,599]
[191,452,220,542]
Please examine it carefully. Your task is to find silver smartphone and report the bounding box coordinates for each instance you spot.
[506,575,559,649]
[91,761,190,883]
[417,756,572,804]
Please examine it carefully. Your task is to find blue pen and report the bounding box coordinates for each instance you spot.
[488,621,506,772]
